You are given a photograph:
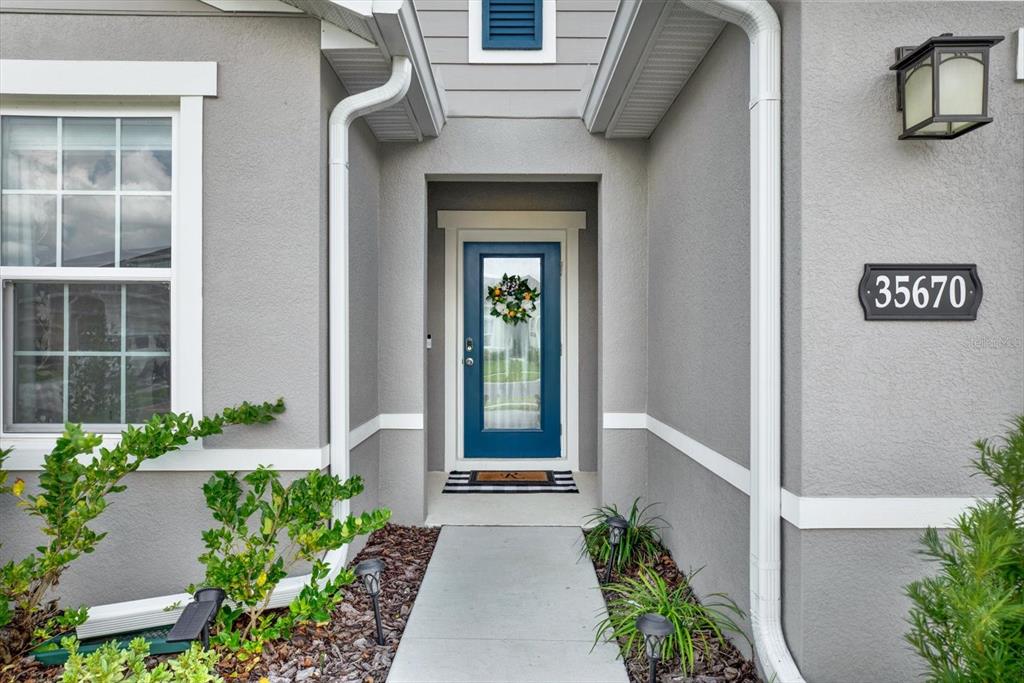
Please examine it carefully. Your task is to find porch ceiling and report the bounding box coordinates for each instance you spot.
[285,0,446,141]
[583,0,725,139]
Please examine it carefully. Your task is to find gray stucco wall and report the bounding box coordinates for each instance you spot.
[424,181,599,472]
[643,18,754,661]
[782,2,1024,679]
[648,434,752,656]
[0,468,309,607]
[782,524,938,683]
[794,0,1024,499]
[0,11,327,448]
[647,24,751,467]
[378,118,647,517]
[647,1,1024,680]
[0,12,386,607]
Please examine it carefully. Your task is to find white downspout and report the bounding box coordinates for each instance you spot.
[325,54,412,576]
[75,57,413,640]
[680,2,803,682]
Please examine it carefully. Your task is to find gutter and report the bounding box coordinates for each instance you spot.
[679,2,803,681]
[76,57,413,640]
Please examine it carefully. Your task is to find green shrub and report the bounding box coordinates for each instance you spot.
[905,416,1024,683]
[59,636,222,683]
[596,567,746,674]
[584,498,666,572]
[194,467,390,662]
[0,400,285,666]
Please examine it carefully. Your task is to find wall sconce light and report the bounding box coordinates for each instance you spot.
[890,33,1004,139]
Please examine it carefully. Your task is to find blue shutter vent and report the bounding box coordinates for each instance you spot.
[483,0,543,50]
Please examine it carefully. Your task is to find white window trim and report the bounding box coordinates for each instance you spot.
[468,0,557,64]
[0,60,211,465]
[438,211,584,473]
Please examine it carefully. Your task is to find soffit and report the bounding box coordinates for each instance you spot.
[585,0,725,139]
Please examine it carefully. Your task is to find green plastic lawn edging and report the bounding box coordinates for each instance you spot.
[32,624,189,666]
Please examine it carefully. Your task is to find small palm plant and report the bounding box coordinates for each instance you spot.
[905,416,1024,683]
[596,567,747,675]
[584,498,666,572]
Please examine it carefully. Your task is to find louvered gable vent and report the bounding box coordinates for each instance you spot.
[483,0,543,50]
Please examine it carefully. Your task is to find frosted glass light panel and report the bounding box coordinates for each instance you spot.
[482,256,542,430]
[6,282,171,430]
[891,34,1003,139]
[0,116,172,267]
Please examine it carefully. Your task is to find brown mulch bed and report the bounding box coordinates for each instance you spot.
[7,524,439,683]
[243,524,438,683]
[584,529,761,683]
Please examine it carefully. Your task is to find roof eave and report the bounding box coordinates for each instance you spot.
[373,0,447,138]
[582,0,668,135]
[286,0,446,139]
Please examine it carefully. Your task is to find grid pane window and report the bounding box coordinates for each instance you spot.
[0,115,172,268]
[9,282,171,428]
[2,114,174,432]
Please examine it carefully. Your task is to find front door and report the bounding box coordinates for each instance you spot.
[463,242,561,458]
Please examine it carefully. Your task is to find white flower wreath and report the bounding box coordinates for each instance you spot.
[486,274,540,326]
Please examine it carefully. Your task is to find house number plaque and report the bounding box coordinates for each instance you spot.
[859,264,983,321]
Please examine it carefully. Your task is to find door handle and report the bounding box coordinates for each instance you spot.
[465,357,474,367]
[464,337,474,367]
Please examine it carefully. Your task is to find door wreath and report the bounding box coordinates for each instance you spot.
[486,274,540,326]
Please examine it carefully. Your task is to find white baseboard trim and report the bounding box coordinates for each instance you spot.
[603,412,976,529]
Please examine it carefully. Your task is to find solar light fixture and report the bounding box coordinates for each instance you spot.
[355,558,386,645]
[636,613,673,683]
[890,33,1004,139]
[604,515,628,583]
[166,587,226,649]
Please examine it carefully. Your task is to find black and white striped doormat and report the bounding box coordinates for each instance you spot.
[443,470,579,493]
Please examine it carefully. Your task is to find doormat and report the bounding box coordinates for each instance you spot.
[443,470,579,493]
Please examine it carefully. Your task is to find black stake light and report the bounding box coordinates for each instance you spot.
[354,558,386,645]
[636,613,672,683]
[604,515,628,583]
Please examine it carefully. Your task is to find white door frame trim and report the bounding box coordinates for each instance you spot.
[439,211,584,472]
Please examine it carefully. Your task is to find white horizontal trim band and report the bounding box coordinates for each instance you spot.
[603,412,974,529]
[349,413,425,449]
[0,60,218,97]
[4,445,330,472]
[5,414,425,471]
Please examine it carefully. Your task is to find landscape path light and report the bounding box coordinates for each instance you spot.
[636,612,673,683]
[604,515,628,583]
[890,33,1004,139]
[354,558,386,645]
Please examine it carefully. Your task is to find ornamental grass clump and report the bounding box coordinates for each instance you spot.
[905,416,1024,683]
[193,467,390,665]
[584,498,666,572]
[596,567,747,675]
[0,399,285,668]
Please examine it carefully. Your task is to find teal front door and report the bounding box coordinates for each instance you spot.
[463,242,561,458]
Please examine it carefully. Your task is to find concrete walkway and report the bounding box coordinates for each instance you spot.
[387,526,629,683]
